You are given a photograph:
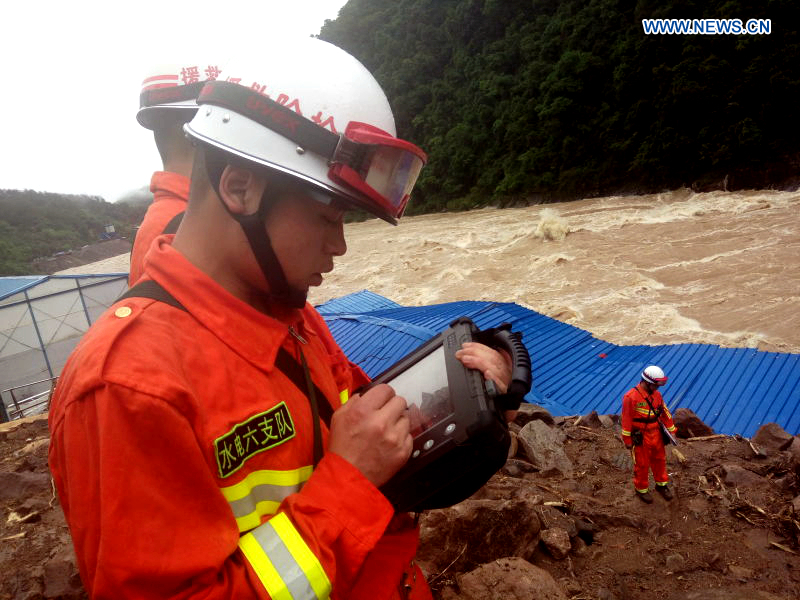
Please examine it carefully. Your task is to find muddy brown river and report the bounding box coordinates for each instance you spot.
[309,189,800,354]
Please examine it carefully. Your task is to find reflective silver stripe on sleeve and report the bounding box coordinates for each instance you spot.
[221,466,313,533]
[228,482,300,520]
[240,513,331,600]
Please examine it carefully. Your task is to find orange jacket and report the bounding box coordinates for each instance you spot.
[49,237,431,600]
[621,382,676,447]
[129,171,189,286]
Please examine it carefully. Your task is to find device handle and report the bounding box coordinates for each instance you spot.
[469,322,532,411]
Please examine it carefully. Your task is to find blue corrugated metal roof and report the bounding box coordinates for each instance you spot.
[317,291,800,437]
[317,289,401,314]
[0,276,46,300]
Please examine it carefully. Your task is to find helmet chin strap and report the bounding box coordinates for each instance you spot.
[205,150,308,309]
[233,207,308,310]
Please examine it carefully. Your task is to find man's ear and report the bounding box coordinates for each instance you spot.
[218,166,266,216]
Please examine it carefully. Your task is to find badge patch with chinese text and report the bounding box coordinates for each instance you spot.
[214,403,295,478]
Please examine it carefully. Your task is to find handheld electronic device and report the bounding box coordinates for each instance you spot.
[362,317,532,512]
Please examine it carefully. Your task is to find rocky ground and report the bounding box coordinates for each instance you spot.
[2,408,799,600]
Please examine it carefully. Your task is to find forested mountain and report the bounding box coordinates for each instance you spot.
[320,0,800,213]
[0,190,147,276]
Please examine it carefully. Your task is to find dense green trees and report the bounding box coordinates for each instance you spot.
[0,190,147,276]
[320,0,799,212]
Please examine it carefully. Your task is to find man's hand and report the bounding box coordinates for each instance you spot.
[455,342,512,393]
[455,342,517,422]
[328,384,412,488]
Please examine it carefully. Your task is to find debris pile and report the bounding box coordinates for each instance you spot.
[2,406,799,600]
[419,404,800,600]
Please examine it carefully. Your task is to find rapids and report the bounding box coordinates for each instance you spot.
[309,189,800,354]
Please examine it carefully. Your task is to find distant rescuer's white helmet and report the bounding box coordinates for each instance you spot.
[642,365,668,386]
[137,60,224,130]
[184,37,427,224]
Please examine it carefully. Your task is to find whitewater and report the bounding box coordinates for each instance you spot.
[309,189,800,354]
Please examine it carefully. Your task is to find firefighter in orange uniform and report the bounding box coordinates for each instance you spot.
[49,38,512,600]
[621,365,677,503]
[129,59,222,285]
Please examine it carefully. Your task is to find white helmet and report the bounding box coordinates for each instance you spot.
[137,60,224,130]
[184,37,426,224]
[642,365,668,386]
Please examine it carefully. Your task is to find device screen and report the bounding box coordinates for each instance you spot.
[384,346,455,437]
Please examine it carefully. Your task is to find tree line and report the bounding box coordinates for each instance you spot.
[0,190,147,276]
[319,0,800,213]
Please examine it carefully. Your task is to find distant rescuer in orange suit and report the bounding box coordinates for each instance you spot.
[621,365,677,503]
[129,60,222,285]
[48,38,513,599]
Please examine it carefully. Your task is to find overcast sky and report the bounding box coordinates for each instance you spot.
[0,0,348,202]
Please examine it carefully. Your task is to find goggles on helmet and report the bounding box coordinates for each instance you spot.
[196,81,426,221]
[330,122,425,219]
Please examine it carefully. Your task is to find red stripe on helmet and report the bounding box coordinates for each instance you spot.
[142,74,179,85]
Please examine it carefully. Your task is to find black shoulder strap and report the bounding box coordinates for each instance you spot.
[274,349,333,428]
[162,211,185,235]
[119,280,333,430]
[642,392,663,420]
[119,280,187,311]
[127,211,187,268]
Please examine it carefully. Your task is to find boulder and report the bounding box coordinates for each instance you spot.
[598,414,618,429]
[535,505,577,538]
[610,449,634,471]
[577,411,603,429]
[507,430,518,459]
[0,470,51,503]
[787,437,800,463]
[792,495,800,513]
[469,476,526,501]
[719,464,765,488]
[672,408,714,438]
[772,474,794,493]
[418,497,542,574]
[558,577,583,596]
[751,423,794,455]
[665,553,685,572]
[540,527,571,559]
[514,403,555,427]
[500,458,538,478]
[570,536,589,557]
[726,564,754,580]
[456,557,568,600]
[42,554,84,599]
[517,420,573,476]
[578,508,646,530]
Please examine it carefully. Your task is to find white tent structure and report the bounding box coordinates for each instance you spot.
[0,274,128,421]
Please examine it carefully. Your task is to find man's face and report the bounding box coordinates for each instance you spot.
[264,189,347,294]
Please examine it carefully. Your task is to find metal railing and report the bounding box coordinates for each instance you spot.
[1,377,58,422]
